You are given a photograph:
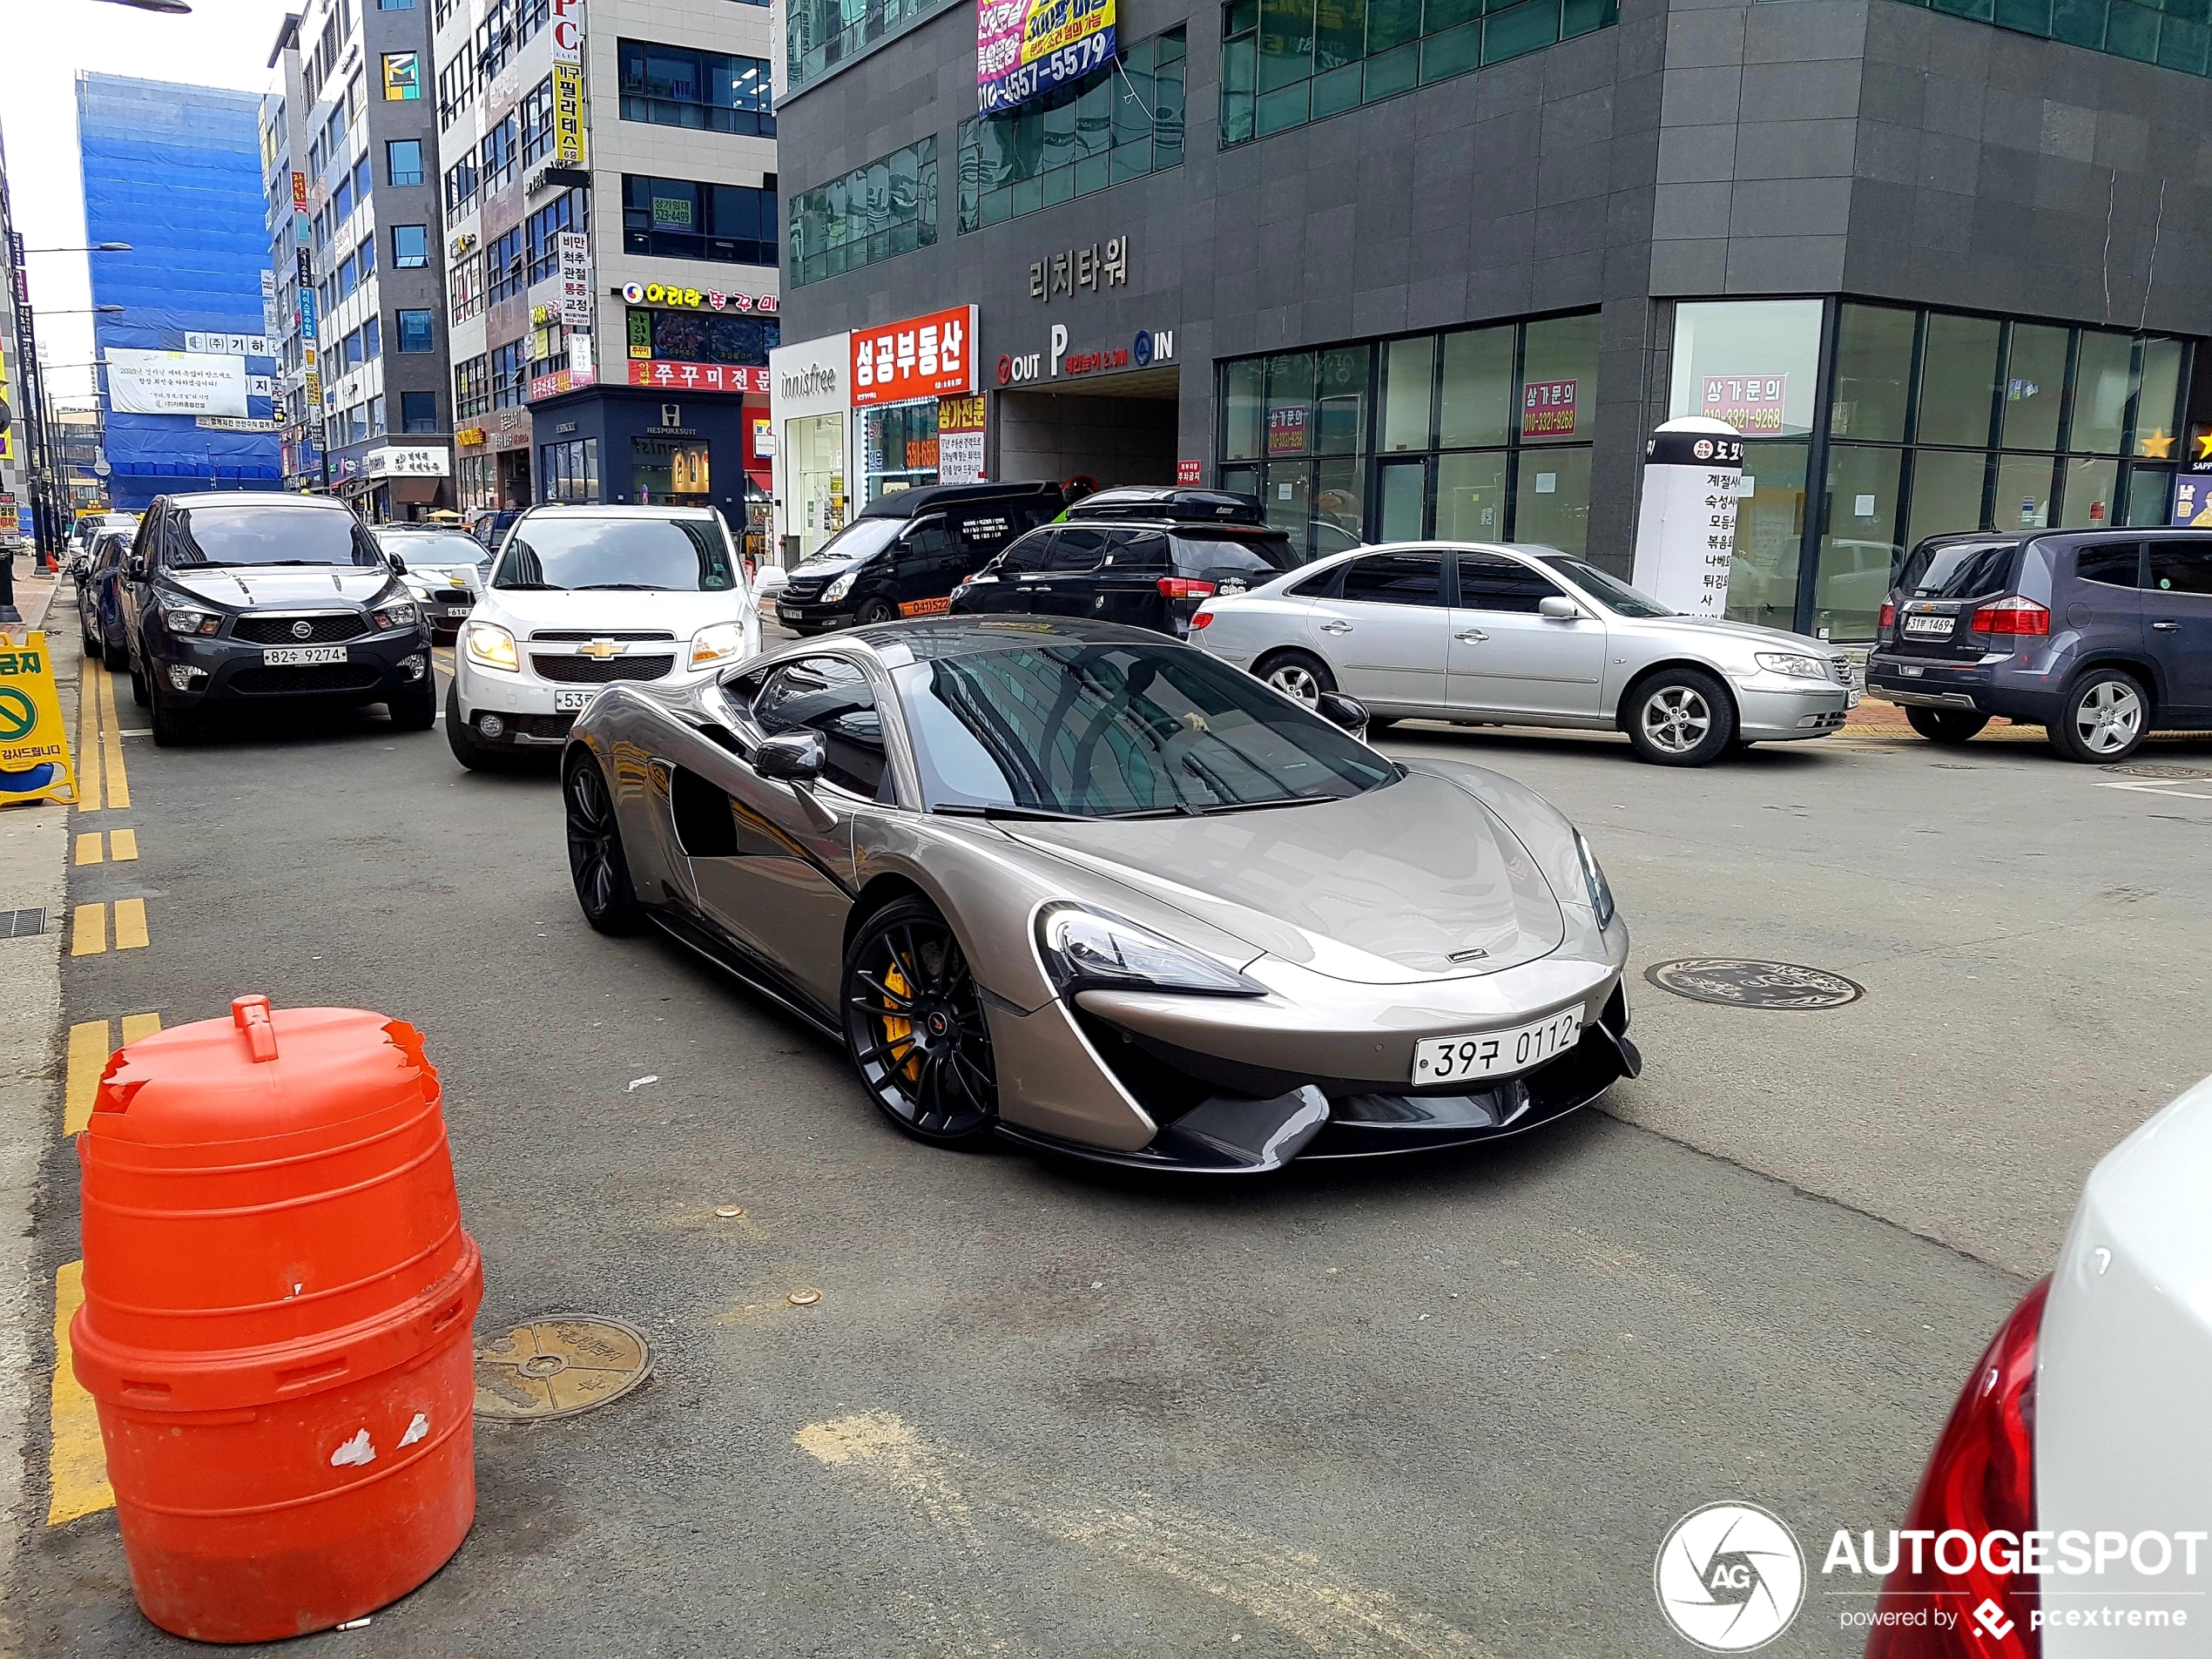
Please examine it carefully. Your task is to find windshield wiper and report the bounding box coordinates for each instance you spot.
[1181,792,1352,815]
[933,802,1100,823]
[496,581,566,590]
[575,583,669,590]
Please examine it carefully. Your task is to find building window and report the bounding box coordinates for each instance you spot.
[455,353,491,417]
[486,224,527,303]
[958,27,1183,233]
[394,225,430,268]
[443,156,478,224]
[354,154,374,206]
[344,327,365,370]
[520,75,556,166]
[363,315,381,358]
[380,0,415,10]
[628,307,779,367]
[449,246,486,322]
[526,190,586,283]
[388,139,424,186]
[539,437,599,503]
[334,176,354,223]
[347,70,367,127]
[624,173,778,268]
[1217,312,1601,562]
[786,0,954,92]
[338,252,359,298]
[357,233,377,282]
[438,48,475,128]
[401,390,439,432]
[490,337,527,407]
[516,0,550,44]
[308,136,324,178]
[1844,0,2212,79]
[618,39,776,137]
[786,140,930,287]
[397,309,436,353]
[476,0,514,80]
[369,395,387,436]
[482,111,519,194]
[382,51,422,100]
[457,452,496,509]
[1220,0,1617,147]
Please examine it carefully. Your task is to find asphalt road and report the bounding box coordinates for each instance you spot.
[11,631,2208,1656]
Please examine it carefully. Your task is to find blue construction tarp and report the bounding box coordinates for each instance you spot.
[78,74,281,509]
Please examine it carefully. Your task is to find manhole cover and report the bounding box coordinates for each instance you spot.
[2102,762,2210,779]
[474,1316,651,1421]
[1644,959,1865,1011]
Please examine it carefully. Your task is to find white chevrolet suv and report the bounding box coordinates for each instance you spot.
[448,504,761,771]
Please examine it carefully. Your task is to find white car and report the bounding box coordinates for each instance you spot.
[373,526,489,643]
[1866,1074,2212,1657]
[1190,540,1855,765]
[448,504,761,770]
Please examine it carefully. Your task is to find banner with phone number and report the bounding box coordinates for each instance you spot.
[977,0,1116,113]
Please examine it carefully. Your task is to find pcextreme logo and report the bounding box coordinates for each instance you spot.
[1655,1502,1807,1652]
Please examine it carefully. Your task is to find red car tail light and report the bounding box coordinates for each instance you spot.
[1878,600,1896,631]
[1972,597,2050,637]
[1189,610,1214,629]
[1157,577,1216,601]
[1865,1277,2048,1659]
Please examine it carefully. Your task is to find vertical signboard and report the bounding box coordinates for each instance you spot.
[557,230,591,327]
[937,394,986,484]
[977,0,1116,112]
[1632,419,1743,619]
[550,0,587,167]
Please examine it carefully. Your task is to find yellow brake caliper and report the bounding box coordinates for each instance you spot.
[881,963,920,1081]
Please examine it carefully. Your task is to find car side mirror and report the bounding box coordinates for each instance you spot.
[1315,691,1370,738]
[1538,595,1584,620]
[125,555,147,582]
[754,730,826,783]
[387,554,408,577]
[752,565,790,599]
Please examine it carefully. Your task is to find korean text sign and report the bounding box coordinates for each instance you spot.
[851,307,977,407]
[977,0,1116,113]
[0,634,79,806]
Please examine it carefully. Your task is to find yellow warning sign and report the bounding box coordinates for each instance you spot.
[0,632,79,806]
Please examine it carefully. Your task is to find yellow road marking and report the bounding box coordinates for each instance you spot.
[48,1262,114,1526]
[93,666,129,808]
[112,900,148,951]
[120,1011,161,1046]
[64,1022,108,1136]
[70,905,106,957]
[73,833,103,867]
[109,829,138,861]
[76,658,102,813]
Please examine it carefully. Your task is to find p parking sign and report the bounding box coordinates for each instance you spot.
[0,633,78,806]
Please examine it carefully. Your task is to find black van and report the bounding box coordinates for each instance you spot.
[774,482,1064,633]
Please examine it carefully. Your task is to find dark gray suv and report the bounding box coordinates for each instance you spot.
[1865,529,2212,762]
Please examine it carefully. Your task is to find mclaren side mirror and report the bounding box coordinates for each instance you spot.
[754,730,826,783]
[1315,691,1369,738]
[1539,595,1585,620]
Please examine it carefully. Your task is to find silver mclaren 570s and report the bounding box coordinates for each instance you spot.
[561,618,1640,1172]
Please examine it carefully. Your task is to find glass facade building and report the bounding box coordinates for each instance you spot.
[787,138,937,287]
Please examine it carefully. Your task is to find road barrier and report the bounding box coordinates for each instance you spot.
[71,995,482,1642]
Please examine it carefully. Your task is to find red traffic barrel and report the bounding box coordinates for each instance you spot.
[72,995,483,1643]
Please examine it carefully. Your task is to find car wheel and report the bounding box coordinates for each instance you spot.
[841,896,997,1150]
[1624,667,1736,765]
[128,645,149,709]
[563,755,643,934]
[388,673,437,732]
[146,672,192,747]
[854,598,896,626]
[1903,706,1989,745]
[444,683,505,772]
[101,637,127,671]
[1254,649,1336,709]
[2049,667,2150,763]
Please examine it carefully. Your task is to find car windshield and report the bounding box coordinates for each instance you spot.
[799,518,901,570]
[167,504,384,568]
[894,641,1398,818]
[379,531,484,568]
[1171,531,1301,574]
[1537,555,1673,617]
[1901,539,2018,599]
[494,516,738,591]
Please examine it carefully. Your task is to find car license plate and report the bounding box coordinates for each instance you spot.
[260,645,347,665]
[1846,688,1861,707]
[1413,1008,1582,1085]
[900,596,951,617]
[1903,614,1953,637]
[778,604,799,620]
[553,688,596,712]
[442,604,472,617]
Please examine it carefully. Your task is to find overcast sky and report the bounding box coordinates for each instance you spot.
[3,0,293,404]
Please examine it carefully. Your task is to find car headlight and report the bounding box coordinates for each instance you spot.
[1037,904,1264,998]
[689,621,745,671]
[823,570,857,604]
[464,621,519,672]
[1573,830,1616,930]
[374,599,420,631]
[1755,651,1831,680]
[402,577,435,603]
[158,597,220,637]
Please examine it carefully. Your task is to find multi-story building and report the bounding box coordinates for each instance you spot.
[434,0,780,552]
[772,0,2212,643]
[266,0,455,518]
[263,15,320,494]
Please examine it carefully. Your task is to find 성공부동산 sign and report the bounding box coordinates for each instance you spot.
[977,0,1116,113]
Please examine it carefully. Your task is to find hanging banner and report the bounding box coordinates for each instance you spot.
[0,634,79,807]
[557,230,591,327]
[107,349,250,418]
[552,63,587,165]
[938,393,986,484]
[977,0,1116,113]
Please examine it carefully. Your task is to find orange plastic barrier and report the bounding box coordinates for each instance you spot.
[72,995,483,1642]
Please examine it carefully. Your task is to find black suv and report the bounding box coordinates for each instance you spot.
[118,492,435,745]
[1865,527,2212,762]
[948,490,1299,637]
[774,482,1063,633]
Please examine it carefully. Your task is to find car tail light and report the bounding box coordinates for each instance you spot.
[1157,577,1216,601]
[1972,597,2050,637]
[1190,609,1214,629]
[1865,1278,2047,1659]
[1878,600,1896,631]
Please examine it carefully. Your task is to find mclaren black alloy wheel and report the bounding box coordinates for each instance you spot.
[842,897,997,1149]
[564,756,643,934]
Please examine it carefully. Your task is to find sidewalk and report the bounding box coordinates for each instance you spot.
[1,568,59,641]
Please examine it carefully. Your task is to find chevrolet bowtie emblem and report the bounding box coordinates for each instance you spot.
[577,638,625,659]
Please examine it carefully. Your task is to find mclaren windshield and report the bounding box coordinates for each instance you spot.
[895,640,1397,819]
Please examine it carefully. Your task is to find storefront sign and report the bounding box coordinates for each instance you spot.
[627,360,770,393]
[455,425,488,447]
[291,171,308,210]
[529,366,597,401]
[1029,236,1129,302]
[1701,374,1787,435]
[382,51,421,100]
[1522,379,1578,437]
[977,0,1116,113]
[552,63,587,167]
[557,230,591,327]
[108,349,249,418]
[619,281,776,314]
[364,446,451,479]
[851,306,975,407]
[938,394,986,484]
[195,416,279,432]
[550,0,582,61]
[185,332,273,358]
[1266,407,1306,455]
[2170,474,2212,526]
[1632,419,1743,619]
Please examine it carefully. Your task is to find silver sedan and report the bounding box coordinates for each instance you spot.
[1191,542,1856,765]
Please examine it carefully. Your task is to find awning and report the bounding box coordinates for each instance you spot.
[745,468,772,496]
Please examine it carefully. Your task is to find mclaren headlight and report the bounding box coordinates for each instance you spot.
[1573,830,1616,929]
[1037,904,1264,998]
